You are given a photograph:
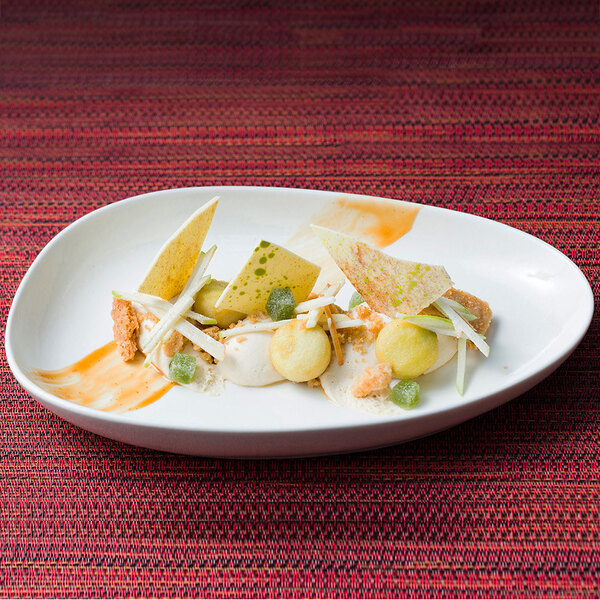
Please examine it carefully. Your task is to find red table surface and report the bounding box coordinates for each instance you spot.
[1,1,599,597]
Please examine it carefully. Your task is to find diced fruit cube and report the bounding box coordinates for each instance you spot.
[390,379,420,409]
[266,287,296,321]
[169,352,197,384]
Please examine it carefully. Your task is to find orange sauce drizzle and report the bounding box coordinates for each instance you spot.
[336,198,419,248]
[30,341,174,413]
[313,197,419,248]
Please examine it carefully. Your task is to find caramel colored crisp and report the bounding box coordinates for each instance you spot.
[420,288,491,336]
[111,298,139,362]
[443,288,492,336]
[419,287,492,350]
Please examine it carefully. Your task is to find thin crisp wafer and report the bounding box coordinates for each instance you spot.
[311,225,452,317]
[137,197,218,300]
[215,240,320,314]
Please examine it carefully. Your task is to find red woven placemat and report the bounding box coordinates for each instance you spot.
[1,1,599,597]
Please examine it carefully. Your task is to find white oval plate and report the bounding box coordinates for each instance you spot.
[6,187,594,457]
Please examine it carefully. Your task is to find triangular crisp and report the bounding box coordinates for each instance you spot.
[311,225,452,317]
[138,196,218,300]
[286,195,420,293]
[215,240,321,314]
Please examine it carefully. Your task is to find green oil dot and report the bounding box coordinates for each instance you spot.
[283,275,288,280]
[239,291,245,296]
[255,268,266,276]
[232,285,238,290]
[259,257,267,264]
[254,247,259,252]
[260,241,270,248]
[268,252,274,258]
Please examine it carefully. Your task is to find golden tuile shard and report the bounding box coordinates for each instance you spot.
[311,225,452,317]
[215,240,321,315]
[137,196,218,300]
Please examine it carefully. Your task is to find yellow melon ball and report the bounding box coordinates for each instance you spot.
[269,321,331,382]
[375,319,438,378]
[194,280,246,328]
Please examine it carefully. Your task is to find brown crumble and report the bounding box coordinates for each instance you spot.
[162,330,184,358]
[202,326,223,341]
[191,344,214,364]
[334,304,385,354]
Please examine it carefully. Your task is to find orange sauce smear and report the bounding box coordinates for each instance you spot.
[30,341,174,413]
[314,197,419,248]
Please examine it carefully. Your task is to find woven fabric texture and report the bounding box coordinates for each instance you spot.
[1,1,599,597]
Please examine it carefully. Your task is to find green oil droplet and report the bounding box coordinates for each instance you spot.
[259,257,267,264]
[255,268,266,276]
[260,241,270,248]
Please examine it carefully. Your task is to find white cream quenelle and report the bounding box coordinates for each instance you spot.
[215,330,285,387]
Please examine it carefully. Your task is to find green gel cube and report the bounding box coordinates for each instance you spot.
[390,379,420,409]
[169,352,197,385]
[266,287,296,321]
[348,291,365,310]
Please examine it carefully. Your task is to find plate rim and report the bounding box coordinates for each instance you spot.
[5,185,595,435]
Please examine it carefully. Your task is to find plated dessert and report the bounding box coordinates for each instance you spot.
[110,196,492,416]
[13,185,590,455]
